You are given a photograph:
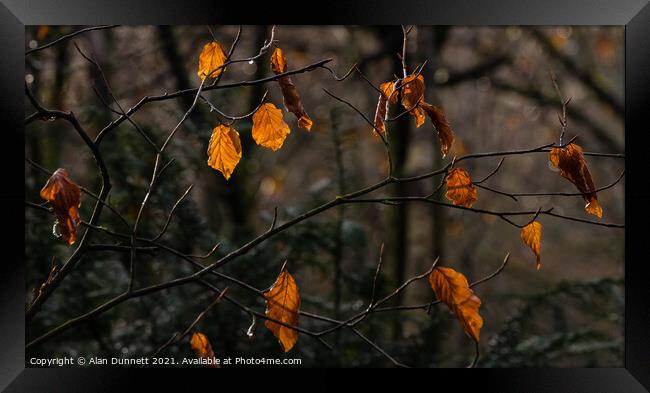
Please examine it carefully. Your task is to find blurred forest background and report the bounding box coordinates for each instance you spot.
[25,25,624,367]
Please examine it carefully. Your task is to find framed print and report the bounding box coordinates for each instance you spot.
[1,0,649,391]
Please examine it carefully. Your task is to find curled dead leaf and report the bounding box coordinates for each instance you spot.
[277,77,313,131]
[373,81,400,135]
[264,269,300,352]
[549,142,603,218]
[421,102,455,158]
[271,47,287,74]
[411,106,426,128]
[39,168,81,245]
[190,332,218,368]
[521,221,542,270]
[270,47,313,131]
[400,74,425,128]
[190,332,214,358]
[380,81,398,105]
[207,124,242,180]
[400,74,424,109]
[197,41,227,80]
[429,266,483,342]
[297,115,313,130]
[373,91,389,135]
[445,167,478,208]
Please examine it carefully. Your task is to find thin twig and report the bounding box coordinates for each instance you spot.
[150,288,229,358]
[322,88,394,176]
[368,243,385,308]
[26,25,119,55]
[474,158,506,184]
[200,91,268,124]
[322,62,357,82]
[149,185,194,242]
[74,42,159,152]
[94,58,334,147]
[353,328,408,368]
[25,83,113,322]
[479,170,624,198]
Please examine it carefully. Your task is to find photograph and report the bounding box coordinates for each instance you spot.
[24,24,625,368]
[1,0,649,390]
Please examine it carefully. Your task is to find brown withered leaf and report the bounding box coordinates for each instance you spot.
[521,221,543,270]
[277,75,313,131]
[380,81,398,105]
[373,92,389,135]
[400,74,425,128]
[270,47,312,131]
[445,167,478,208]
[190,332,218,368]
[271,47,287,74]
[400,74,424,108]
[421,102,455,158]
[411,106,426,128]
[252,103,291,151]
[197,41,227,80]
[190,332,215,358]
[264,269,300,352]
[549,142,603,218]
[207,124,242,180]
[429,266,483,342]
[373,81,399,135]
[40,168,81,245]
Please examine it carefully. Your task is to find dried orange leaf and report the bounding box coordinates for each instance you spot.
[264,269,300,352]
[584,198,603,217]
[412,106,426,128]
[198,41,227,80]
[429,266,483,342]
[297,116,313,130]
[521,221,543,270]
[549,142,603,218]
[373,91,389,135]
[39,168,81,245]
[190,332,218,367]
[421,102,455,158]
[190,332,215,358]
[271,47,287,74]
[270,47,312,131]
[445,167,478,208]
[373,81,399,135]
[252,103,291,151]
[207,124,242,180]
[400,74,425,128]
[400,74,425,109]
[380,81,398,105]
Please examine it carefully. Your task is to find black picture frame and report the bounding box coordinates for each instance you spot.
[2,0,648,390]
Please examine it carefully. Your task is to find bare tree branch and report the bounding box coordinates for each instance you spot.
[26,25,120,55]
